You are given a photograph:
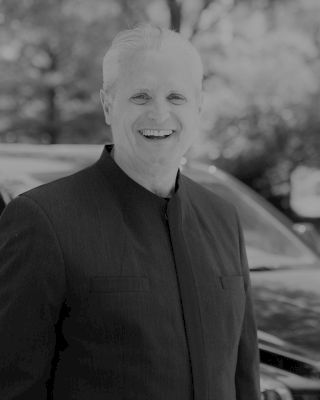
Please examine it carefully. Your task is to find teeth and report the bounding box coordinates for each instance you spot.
[139,129,174,137]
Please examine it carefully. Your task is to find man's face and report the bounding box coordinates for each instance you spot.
[101,44,203,169]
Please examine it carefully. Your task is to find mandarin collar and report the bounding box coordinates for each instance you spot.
[96,144,184,208]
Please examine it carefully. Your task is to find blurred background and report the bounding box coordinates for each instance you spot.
[1,0,320,227]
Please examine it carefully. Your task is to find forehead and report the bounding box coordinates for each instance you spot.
[118,46,201,93]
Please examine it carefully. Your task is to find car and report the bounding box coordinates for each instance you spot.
[1,143,320,400]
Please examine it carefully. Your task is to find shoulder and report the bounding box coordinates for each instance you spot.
[18,162,109,214]
[23,163,98,199]
[1,162,116,235]
[0,165,100,241]
[181,173,238,222]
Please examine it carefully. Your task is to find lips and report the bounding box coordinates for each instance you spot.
[138,129,175,139]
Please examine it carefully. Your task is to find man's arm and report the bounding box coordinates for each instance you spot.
[235,212,261,400]
[0,195,66,399]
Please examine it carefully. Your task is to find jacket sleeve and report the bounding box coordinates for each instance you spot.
[234,212,261,400]
[0,195,66,399]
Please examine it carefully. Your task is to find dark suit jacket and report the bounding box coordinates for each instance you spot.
[0,145,260,399]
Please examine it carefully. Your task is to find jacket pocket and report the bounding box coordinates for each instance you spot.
[90,276,150,293]
[220,275,244,290]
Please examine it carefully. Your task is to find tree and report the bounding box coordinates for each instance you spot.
[1,0,320,216]
[0,0,149,143]
[185,0,320,213]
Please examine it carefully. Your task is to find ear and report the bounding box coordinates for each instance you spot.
[100,89,112,126]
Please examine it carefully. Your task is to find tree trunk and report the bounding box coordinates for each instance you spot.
[166,0,182,32]
[46,86,58,144]
[45,48,59,144]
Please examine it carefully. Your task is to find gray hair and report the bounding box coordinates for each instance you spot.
[102,24,203,94]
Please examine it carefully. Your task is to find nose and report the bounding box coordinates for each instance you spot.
[147,98,170,124]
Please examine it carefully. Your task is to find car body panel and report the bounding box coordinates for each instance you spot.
[252,267,320,361]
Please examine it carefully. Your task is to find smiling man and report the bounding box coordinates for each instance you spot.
[0,25,260,399]
[100,28,203,198]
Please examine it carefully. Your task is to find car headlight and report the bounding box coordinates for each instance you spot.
[260,375,293,400]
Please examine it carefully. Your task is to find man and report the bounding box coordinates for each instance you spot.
[0,25,260,399]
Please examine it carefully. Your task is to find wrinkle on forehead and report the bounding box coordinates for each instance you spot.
[119,49,202,96]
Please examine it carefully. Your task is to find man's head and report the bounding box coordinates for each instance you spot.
[100,24,204,171]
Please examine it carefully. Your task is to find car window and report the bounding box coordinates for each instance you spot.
[210,182,317,268]
[183,165,318,268]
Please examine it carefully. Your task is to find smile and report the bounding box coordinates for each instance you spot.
[138,129,175,139]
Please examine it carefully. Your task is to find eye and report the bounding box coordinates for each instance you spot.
[130,93,151,105]
[167,93,187,105]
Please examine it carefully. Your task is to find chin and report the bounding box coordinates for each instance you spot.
[144,151,181,167]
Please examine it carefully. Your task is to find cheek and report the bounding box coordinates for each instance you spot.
[113,111,138,134]
[182,110,201,145]
[183,107,200,130]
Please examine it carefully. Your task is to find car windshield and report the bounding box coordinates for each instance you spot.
[183,165,318,269]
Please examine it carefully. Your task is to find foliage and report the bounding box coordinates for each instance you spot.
[187,0,320,211]
[0,0,150,143]
[1,0,320,216]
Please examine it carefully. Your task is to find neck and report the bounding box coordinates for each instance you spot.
[110,147,178,198]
